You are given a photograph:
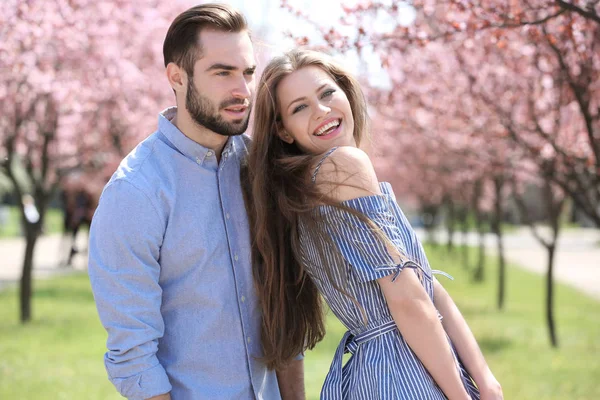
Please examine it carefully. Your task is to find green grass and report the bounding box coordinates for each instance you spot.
[0,206,64,238]
[0,274,120,399]
[0,247,598,399]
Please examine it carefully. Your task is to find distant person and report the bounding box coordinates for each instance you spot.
[64,189,92,266]
[88,4,302,400]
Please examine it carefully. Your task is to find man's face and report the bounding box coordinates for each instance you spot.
[186,29,256,137]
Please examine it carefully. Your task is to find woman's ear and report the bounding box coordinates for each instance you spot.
[278,130,295,144]
[276,120,294,144]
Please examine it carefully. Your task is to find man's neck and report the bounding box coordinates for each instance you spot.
[172,109,229,159]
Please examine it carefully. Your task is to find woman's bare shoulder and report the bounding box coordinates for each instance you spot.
[314,146,381,202]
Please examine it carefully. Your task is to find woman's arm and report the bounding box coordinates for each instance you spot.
[379,271,471,400]
[434,279,503,399]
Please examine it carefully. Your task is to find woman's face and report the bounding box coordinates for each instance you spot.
[276,66,356,154]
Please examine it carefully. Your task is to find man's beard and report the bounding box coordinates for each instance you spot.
[186,80,251,137]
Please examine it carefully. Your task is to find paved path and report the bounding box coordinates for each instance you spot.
[414,227,600,300]
[1,228,599,300]
[0,233,88,291]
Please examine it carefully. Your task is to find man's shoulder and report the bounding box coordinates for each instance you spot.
[233,134,252,157]
[113,132,164,181]
[104,132,168,196]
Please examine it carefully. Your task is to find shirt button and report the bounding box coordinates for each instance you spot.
[226,213,230,219]
[206,150,213,157]
[234,254,238,261]
[195,157,201,165]
[247,337,251,343]
[241,296,246,302]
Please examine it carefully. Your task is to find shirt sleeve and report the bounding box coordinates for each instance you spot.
[88,179,172,399]
[320,194,430,283]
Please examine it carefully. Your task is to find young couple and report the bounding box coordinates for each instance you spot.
[88,3,502,400]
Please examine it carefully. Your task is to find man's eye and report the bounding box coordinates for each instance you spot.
[217,71,230,76]
[245,69,256,76]
[293,104,307,114]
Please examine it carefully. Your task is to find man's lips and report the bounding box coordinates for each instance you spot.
[223,104,249,117]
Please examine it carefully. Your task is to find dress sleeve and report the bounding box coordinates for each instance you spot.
[384,188,454,282]
[319,194,432,284]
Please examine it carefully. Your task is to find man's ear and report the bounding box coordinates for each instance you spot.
[166,62,186,92]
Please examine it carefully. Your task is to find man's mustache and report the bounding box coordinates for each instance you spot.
[220,98,251,109]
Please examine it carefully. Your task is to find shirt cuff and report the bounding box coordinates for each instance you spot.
[109,362,172,400]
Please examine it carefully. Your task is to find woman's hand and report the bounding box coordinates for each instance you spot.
[478,375,503,400]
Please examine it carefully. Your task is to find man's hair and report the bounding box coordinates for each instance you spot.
[163,3,248,77]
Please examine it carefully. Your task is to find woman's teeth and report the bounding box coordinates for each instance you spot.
[315,120,340,136]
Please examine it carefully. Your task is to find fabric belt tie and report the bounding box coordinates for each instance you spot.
[321,319,398,399]
[345,320,397,354]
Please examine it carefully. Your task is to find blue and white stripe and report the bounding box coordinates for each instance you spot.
[299,169,480,399]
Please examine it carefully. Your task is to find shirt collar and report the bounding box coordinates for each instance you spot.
[158,106,238,166]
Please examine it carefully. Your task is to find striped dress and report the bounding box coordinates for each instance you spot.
[298,150,480,399]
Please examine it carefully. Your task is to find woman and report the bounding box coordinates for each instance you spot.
[246,49,502,399]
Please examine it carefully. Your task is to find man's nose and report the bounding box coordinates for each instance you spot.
[231,77,252,99]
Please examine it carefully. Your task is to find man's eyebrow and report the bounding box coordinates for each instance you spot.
[206,63,237,72]
[206,63,257,72]
[286,83,328,112]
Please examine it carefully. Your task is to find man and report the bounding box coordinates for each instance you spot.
[88,4,303,399]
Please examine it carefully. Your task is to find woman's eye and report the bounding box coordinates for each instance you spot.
[321,89,335,98]
[293,104,307,114]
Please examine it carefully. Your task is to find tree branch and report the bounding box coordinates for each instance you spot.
[556,0,600,24]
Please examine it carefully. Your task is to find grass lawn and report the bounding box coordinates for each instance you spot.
[0,206,64,238]
[0,246,598,399]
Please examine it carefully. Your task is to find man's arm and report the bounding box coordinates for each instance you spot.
[276,357,305,400]
[88,180,172,399]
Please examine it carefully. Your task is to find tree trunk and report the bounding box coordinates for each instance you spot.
[457,207,469,269]
[496,231,506,309]
[492,176,506,310]
[546,244,558,347]
[20,224,40,323]
[473,220,485,282]
[422,204,439,246]
[472,180,485,282]
[445,196,456,253]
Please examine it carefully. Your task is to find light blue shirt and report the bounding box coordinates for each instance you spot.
[88,107,280,400]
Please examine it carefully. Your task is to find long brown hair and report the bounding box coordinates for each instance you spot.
[245,49,370,370]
